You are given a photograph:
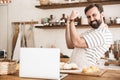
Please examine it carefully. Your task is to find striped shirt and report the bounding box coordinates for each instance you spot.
[70,23,113,70]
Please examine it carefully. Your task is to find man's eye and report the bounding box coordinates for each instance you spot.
[87,16,91,19]
[93,14,97,17]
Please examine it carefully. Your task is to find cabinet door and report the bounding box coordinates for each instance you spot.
[0,6,8,51]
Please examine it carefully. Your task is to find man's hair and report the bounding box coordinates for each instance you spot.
[84,3,104,14]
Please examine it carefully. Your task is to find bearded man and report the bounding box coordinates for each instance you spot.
[65,3,113,70]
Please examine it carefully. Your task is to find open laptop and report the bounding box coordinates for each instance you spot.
[19,48,68,80]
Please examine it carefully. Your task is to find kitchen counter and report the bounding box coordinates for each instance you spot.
[64,69,120,80]
[0,69,120,80]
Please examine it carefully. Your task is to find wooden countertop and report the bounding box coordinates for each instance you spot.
[0,69,120,80]
[64,69,120,80]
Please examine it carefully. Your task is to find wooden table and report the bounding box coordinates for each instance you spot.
[0,69,120,80]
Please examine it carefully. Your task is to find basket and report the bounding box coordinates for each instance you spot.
[39,0,49,5]
[0,59,17,75]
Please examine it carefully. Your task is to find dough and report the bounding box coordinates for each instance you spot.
[60,62,78,70]
[82,66,100,73]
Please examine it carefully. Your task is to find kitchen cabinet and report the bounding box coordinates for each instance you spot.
[35,1,120,9]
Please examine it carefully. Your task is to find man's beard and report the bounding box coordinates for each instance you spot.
[89,19,102,29]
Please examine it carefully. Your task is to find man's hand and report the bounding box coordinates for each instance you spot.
[0,0,11,4]
[70,10,79,20]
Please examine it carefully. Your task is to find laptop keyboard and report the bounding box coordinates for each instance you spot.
[60,73,68,80]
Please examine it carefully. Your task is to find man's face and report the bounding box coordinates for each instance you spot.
[86,7,103,29]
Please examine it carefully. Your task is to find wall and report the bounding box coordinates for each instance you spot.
[0,5,8,51]
[7,0,44,58]
[4,0,120,58]
[33,3,120,56]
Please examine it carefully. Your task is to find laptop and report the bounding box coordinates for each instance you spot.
[19,48,61,80]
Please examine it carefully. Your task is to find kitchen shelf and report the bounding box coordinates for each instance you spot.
[35,24,120,29]
[12,21,38,25]
[35,1,120,9]
[35,25,64,29]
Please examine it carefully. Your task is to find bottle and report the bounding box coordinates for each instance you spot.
[109,49,115,60]
[108,45,115,60]
[48,15,54,26]
[116,17,120,24]
[60,14,67,25]
[74,17,81,26]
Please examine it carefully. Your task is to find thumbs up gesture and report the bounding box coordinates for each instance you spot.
[70,10,80,20]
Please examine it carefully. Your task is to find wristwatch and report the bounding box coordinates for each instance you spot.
[69,19,74,23]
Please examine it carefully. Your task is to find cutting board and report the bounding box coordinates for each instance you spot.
[60,69,106,77]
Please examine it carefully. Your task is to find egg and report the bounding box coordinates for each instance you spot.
[60,62,65,70]
[63,63,72,70]
[70,63,78,69]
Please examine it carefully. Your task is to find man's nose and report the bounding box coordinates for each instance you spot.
[90,16,95,21]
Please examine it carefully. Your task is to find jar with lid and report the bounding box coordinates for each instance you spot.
[48,15,54,26]
[60,14,67,25]
[74,17,81,26]
[115,17,120,24]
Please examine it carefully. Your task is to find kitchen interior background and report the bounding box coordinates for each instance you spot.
[0,0,120,59]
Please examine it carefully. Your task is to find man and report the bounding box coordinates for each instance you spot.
[65,3,112,69]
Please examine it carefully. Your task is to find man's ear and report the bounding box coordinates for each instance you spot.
[101,12,104,17]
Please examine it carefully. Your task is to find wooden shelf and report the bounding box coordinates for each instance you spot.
[35,24,120,29]
[12,21,38,25]
[35,25,67,29]
[109,24,120,28]
[35,1,120,9]
[35,25,90,29]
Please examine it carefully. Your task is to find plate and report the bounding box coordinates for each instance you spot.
[60,69,82,73]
